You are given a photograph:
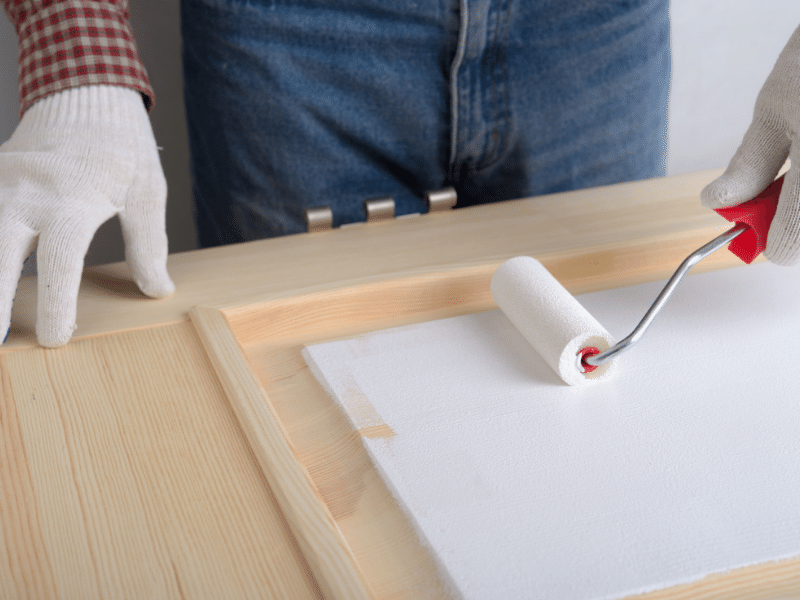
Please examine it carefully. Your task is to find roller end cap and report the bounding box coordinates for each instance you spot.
[577,347,601,374]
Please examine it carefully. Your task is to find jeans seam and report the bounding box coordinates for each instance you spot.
[448,0,469,173]
[476,0,511,173]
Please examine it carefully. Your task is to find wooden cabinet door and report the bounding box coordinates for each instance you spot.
[4,170,796,599]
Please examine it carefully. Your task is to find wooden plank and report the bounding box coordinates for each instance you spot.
[229,266,800,600]
[5,169,730,351]
[244,341,459,600]
[0,323,321,599]
[189,305,374,600]
[629,558,800,600]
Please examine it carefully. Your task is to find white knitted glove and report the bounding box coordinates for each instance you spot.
[701,24,800,265]
[0,85,174,347]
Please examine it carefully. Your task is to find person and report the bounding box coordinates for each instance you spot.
[180,0,670,245]
[0,1,788,349]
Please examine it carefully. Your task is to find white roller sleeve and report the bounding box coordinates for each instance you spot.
[491,256,616,385]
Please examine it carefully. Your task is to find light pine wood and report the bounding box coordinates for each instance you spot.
[3,169,739,351]
[0,324,321,599]
[2,169,797,599]
[242,327,459,600]
[231,266,800,600]
[189,305,373,600]
[629,557,800,600]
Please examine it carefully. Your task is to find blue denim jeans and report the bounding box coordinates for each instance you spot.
[181,0,670,246]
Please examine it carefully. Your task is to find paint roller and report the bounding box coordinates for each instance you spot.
[491,176,784,386]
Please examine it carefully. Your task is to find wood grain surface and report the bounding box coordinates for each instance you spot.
[0,324,321,599]
[2,169,796,599]
[190,305,373,600]
[4,169,734,351]
[232,266,800,600]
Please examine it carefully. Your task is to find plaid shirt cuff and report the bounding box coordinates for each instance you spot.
[3,0,155,115]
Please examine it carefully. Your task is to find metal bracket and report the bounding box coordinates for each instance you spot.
[426,187,457,212]
[364,197,395,222]
[305,206,333,233]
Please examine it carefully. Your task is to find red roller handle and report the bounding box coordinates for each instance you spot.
[713,175,784,264]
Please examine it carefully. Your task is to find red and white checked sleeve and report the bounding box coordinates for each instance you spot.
[2,0,154,115]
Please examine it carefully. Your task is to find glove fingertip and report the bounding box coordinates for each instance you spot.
[37,320,76,348]
[138,278,175,300]
[701,173,766,209]
[134,265,175,299]
[700,179,729,209]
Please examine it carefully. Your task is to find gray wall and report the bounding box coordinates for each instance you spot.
[128,0,195,259]
[0,14,19,141]
[668,1,800,175]
[1,2,800,269]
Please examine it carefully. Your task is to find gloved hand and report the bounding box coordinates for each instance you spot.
[701,24,800,265]
[0,85,174,347]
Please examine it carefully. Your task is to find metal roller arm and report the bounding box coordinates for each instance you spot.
[582,222,750,368]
